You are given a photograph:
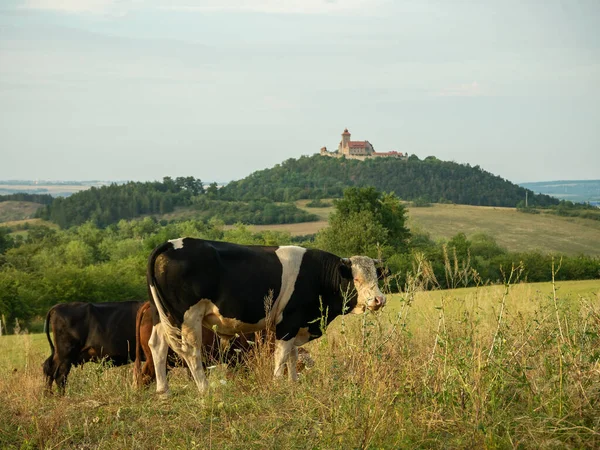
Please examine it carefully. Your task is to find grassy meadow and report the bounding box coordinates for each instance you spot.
[1,279,599,449]
[241,202,600,257]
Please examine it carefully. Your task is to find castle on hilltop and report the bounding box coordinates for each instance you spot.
[320,128,408,161]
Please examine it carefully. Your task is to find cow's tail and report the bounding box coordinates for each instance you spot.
[42,306,56,380]
[147,241,184,354]
[133,302,150,387]
[44,307,55,357]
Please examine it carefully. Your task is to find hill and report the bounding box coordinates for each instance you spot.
[220,154,559,207]
[15,155,564,228]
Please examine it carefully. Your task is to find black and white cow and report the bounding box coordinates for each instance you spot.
[147,238,386,395]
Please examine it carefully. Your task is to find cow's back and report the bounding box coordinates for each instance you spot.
[52,301,142,364]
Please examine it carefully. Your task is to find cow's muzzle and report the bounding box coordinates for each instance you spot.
[367,295,386,311]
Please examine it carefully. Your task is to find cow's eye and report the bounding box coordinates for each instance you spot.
[354,278,360,282]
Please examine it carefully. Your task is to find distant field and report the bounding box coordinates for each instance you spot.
[406,203,600,256]
[0,183,92,196]
[260,201,600,256]
[0,201,43,223]
[520,179,600,203]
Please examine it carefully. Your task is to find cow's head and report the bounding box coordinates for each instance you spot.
[339,256,386,313]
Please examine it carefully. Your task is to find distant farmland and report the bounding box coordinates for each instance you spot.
[246,201,600,257]
[0,183,95,197]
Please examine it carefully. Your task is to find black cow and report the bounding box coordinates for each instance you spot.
[147,238,386,395]
[42,301,143,394]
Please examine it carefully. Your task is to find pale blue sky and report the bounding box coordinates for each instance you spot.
[1,0,598,183]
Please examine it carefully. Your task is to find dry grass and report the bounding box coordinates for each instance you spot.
[0,202,44,224]
[224,220,329,236]
[406,203,600,256]
[1,279,599,449]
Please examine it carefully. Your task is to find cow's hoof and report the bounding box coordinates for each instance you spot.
[157,390,171,399]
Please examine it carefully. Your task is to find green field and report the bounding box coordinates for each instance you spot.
[1,280,599,449]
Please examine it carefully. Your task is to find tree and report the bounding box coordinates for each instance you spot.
[206,182,219,199]
[0,227,14,254]
[315,210,389,257]
[315,186,411,257]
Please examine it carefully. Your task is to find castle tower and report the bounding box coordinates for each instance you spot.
[342,128,351,148]
[340,128,351,154]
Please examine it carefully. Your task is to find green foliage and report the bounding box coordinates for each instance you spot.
[0,227,14,254]
[190,197,318,225]
[306,198,332,208]
[315,210,390,257]
[0,217,307,326]
[315,187,410,257]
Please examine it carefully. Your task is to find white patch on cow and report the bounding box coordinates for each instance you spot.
[150,285,211,393]
[148,323,170,395]
[168,238,185,250]
[180,302,209,393]
[150,285,183,354]
[272,246,306,325]
[274,338,297,381]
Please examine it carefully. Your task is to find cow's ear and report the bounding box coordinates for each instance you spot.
[339,258,353,279]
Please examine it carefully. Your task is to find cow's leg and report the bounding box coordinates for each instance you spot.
[180,321,208,393]
[286,345,299,381]
[273,338,295,378]
[148,323,170,395]
[42,356,56,394]
[54,360,72,395]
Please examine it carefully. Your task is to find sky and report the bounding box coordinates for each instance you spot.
[1,0,599,184]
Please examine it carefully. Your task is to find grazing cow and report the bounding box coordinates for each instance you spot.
[147,238,386,395]
[133,301,264,387]
[42,301,143,394]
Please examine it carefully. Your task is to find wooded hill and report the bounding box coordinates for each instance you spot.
[28,154,561,228]
[220,154,560,207]
[33,178,318,229]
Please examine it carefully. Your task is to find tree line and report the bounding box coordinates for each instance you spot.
[35,177,316,228]
[0,193,54,205]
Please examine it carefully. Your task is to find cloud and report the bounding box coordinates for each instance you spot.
[21,0,120,14]
[21,0,376,15]
[435,81,487,97]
